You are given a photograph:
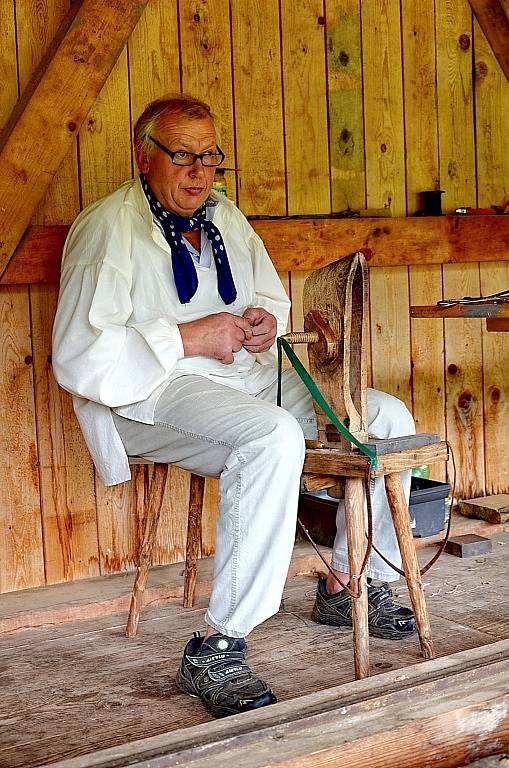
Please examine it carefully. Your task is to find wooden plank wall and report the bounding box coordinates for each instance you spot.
[0,0,508,593]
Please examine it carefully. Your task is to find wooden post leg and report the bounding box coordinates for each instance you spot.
[345,477,370,679]
[183,473,205,608]
[385,472,434,660]
[126,463,168,638]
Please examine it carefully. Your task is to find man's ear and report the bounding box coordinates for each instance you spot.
[134,140,150,174]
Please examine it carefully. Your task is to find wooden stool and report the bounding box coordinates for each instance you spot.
[125,459,205,637]
[285,252,448,679]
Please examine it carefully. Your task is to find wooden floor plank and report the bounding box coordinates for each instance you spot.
[1,531,509,767]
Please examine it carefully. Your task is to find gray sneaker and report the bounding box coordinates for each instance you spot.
[176,632,277,718]
[311,578,417,640]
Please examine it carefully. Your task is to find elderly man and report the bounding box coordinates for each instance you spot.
[52,94,416,719]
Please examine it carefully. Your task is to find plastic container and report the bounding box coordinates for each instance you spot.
[409,477,450,537]
[298,477,450,545]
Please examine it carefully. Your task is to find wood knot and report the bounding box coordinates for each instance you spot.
[459,34,470,50]
[24,355,32,365]
[339,51,349,65]
[458,391,473,410]
[476,61,488,78]
[448,363,459,375]
[489,385,501,404]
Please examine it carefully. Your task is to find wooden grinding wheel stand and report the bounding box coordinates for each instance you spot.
[282,252,448,679]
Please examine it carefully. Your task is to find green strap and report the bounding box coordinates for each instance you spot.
[277,336,378,469]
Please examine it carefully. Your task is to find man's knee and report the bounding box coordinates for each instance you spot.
[367,389,415,440]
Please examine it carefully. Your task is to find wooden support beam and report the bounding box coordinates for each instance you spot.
[468,0,509,84]
[0,0,149,280]
[3,215,509,285]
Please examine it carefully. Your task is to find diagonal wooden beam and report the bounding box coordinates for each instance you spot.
[468,0,509,84]
[0,0,149,280]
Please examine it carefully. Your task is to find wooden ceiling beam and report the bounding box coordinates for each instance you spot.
[468,0,509,83]
[0,0,149,280]
[3,215,509,285]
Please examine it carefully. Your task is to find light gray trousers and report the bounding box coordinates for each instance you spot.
[112,370,415,637]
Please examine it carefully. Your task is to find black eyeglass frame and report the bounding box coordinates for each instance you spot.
[148,136,225,167]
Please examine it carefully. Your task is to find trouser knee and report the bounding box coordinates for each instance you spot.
[368,389,415,439]
[269,409,306,469]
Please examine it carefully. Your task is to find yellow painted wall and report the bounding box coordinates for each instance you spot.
[1,0,508,592]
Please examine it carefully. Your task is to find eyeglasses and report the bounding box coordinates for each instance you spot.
[149,136,225,167]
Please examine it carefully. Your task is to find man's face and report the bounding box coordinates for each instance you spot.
[137,113,217,217]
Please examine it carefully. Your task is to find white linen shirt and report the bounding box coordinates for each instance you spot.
[52,178,291,485]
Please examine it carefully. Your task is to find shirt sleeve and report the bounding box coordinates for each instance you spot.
[52,217,184,408]
[248,228,291,336]
[244,224,291,366]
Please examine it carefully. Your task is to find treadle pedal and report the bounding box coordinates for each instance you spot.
[355,433,441,455]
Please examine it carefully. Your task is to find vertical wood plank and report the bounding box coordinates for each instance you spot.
[78,45,133,570]
[362,0,406,216]
[363,1,410,408]
[326,0,366,213]
[16,0,79,224]
[474,19,509,209]
[79,49,132,208]
[128,0,181,129]
[96,478,136,574]
[0,287,44,591]
[402,0,445,474]
[436,0,476,211]
[369,266,412,410]
[199,478,219,558]
[0,1,18,131]
[230,0,286,215]
[443,265,485,498]
[409,266,446,481]
[152,466,189,566]
[401,0,440,213]
[281,0,330,215]
[479,263,509,494]
[30,285,99,583]
[437,0,481,497]
[179,0,237,200]
[475,17,509,494]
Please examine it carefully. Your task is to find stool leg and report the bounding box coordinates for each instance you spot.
[183,473,205,608]
[345,477,370,679]
[385,472,434,659]
[126,463,168,638]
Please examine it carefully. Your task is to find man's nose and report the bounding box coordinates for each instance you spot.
[189,157,205,174]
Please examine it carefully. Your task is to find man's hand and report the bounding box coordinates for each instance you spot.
[242,307,277,353]
[179,313,253,364]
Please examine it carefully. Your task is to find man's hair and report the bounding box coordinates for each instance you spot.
[134,94,217,157]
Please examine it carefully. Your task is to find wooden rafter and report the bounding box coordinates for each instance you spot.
[0,0,149,280]
[469,0,509,83]
[2,215,509,285]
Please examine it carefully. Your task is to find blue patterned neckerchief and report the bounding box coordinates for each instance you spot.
[141,174,237,305]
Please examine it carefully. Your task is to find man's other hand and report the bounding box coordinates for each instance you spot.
[179,313,253,364]
[242,307,277,353]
